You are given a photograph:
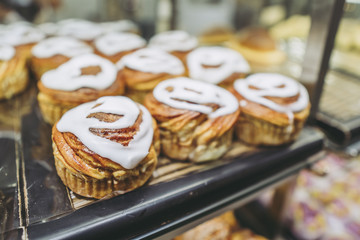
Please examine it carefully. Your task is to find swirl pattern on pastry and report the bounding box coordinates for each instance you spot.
[0,44,15,61]
[56,96,153,169]
[149,30,198,52]
[187,46,250,84]
[116,48,185,75]
[94,32,146,56]
[57,19,103,41]
[32,37,93,58]
[41,54,117,91]
[153,77,239,118]
[0,23,45,46]
[234,73,309,122]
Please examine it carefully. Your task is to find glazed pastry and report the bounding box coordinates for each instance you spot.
[94,32,146,63]
[198,27,235,45]
[148,30,198,63]
[100,20,139,34]
[56,19,103,43]
[0,22,45,60]
[37,53,125,124]
[144,77,240,162]
[37,22,59,37]
[31,36,93,80]
[229,73,310,146]
[52,96,158,199]
[226,27,286,66]
[186,46,250,88]
[116,48,185,103]
[0,44,28,99]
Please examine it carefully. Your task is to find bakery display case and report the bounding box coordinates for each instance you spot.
[0,0,353,239]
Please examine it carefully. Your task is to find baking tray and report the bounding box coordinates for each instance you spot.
[0,81,324,240]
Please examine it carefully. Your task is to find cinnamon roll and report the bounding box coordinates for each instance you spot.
[229,73,310,146]
[0,44,28,99]
[94,32,146,63]
[226,27,286,66]
[100,20,139,34]
[117,48,185,103]
[186,46,250,88]
[144,77,240,162]
[37,53,125,124]
[31,37,93,80]
[56,19,103,44]
[52,96,158,199]
[148,30,198,63]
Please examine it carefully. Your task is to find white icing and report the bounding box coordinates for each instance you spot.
[234,73,309,124]
[57,96,153,169]
[149,30,198,52]
[41,54,117,91]
[101,20,138,33]
[153,77,239,118]
[187,46,250,84]
[32,37,93,58]
[95,32,146,56]
[37,22,59,36]
[116,48,185,75]
[57,19,103,41]
[0,23,45,46]
[0,44,15,61]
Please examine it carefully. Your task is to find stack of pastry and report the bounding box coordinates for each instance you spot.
[149,30,198,63]
[229,73,310,146]
[186,46,250,88]
[116,48,185,103]
[144,77,240,162]
[31,36,93,80]
[52,96,158,199]
[37,53,125,124]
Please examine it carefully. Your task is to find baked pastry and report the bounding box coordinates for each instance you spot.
[37,22,59,37]
[229,73,310,146]
[52,96,158,199]
[116,48,185,103]
[31,36,93,80]
[100,20,139,34]
[148,30,198,63]
[94,32,146,63]
[144,77,240,162]
[226,27,286,66]
[37,53,125,124]
[56,19,103,44]
[198,26,235,45]
[186,46,250,88]
[0,22,45,60]
[174,211,239,240]
[0,44,29,99]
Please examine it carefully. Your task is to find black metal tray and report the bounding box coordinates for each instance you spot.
[0,82,324,240]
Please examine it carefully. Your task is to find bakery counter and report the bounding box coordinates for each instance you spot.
[0,82,324,240]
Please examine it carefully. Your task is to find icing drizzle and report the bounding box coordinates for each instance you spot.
[41,54,117,91]
[153,77,239,118]
[95,32,146,56]
[32,37,93,58]
[187,46,250,84]
[57,96,153,169]
[116,48,185,75]
[234,73,309,124]
[0,44,15,61]
[57,19,103,41]
[0,23,45,46]
[149,30,198,52]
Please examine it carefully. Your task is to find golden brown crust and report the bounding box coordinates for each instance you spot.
[52,109,158,199]
[0,51,29,100]
[144,93,240,162]
[31,55,70,80]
